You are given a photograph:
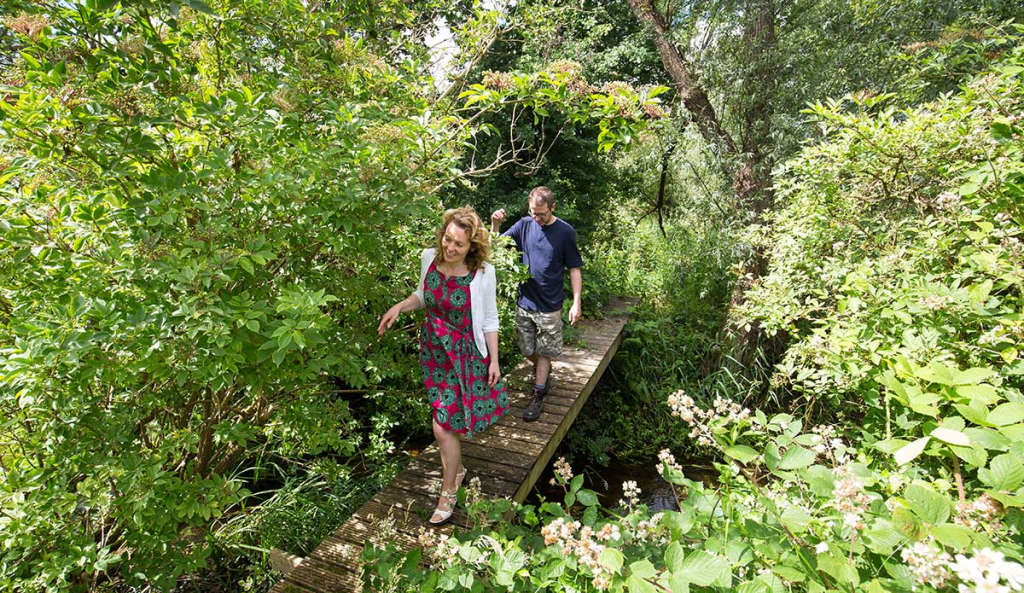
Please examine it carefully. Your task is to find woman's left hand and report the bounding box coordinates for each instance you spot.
[487,360,501,387]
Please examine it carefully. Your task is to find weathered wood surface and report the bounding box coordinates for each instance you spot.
[269,297,636,593]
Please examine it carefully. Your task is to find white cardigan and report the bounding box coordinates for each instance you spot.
[413,248,499,358]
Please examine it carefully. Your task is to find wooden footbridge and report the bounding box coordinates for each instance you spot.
[270,297,637,593]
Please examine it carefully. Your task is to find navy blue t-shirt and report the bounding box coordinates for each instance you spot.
[502,216,583,313]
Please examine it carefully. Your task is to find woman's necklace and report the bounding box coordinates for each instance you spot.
[438,261,469,278]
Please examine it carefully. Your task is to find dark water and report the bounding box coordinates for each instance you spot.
[530,456,716,512]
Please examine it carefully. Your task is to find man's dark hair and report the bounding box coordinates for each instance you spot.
[529,186,554,209]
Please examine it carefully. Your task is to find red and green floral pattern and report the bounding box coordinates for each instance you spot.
[419,262,509,438]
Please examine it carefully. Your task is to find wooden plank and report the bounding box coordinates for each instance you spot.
[364,486,476,530]
[483,422,555,445]
[460,439,537,469]
[280,556,360,593]
[512,315,629,503]
[269,579,321,593]
[401,457,521,499]
[420,449,530,486]
[270,297,638,593]
[469,430,545,456]
[309,534,364,573]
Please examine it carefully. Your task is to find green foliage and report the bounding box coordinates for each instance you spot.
[0,0,660,589]
[357,23,1024,593]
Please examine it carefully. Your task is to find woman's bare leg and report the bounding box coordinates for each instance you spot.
[432,418,462,518]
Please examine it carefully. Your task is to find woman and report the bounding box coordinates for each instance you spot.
[378,207,511,525]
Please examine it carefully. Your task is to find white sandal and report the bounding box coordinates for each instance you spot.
[429,489,457,526]
[428,465,468,526]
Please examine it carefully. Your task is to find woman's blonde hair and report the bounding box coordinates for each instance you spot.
[434,206,491,271]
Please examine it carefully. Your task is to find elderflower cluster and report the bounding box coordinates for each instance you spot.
[619,481,641,509]
[950,548,1024,592]
[980,323,1024,347]
[656,449,682,476]
[666,391,750,450]
[918,294,952,311]
[936,191,963,211]
[901,540,952,588]
[551,456,574,486]
[832,465,870,531]
[955,494,1004,531]
[540,519,614,590]
[481,70,515,91]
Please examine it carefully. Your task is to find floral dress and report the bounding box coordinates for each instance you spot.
[419,261,510,438]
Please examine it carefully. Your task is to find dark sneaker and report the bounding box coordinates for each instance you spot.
[523,389,545,422]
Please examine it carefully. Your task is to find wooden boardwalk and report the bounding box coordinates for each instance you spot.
[270,297,637,593]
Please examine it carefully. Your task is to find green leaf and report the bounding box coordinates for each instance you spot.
[931,523,974,550]
[965,427,1011,451]
[904,481,950,525]
[238,257,254,275]
[863,519,905,555]
[907,387,940,417]
[570,474,584,493]
[725,445,760,464]
[894,436,930,465]
[665,542,685,573]
[599,548,624,573]
[988,403,1024,426]
[891,506,924,540]
[818,554,859,586]
[678,551,730,587]
[953,367,995,385]
[626,574,659,593]
[630,559,658,579]
[576,489,599,507]
[778,446,816,470]
[978,453,1024,491]
[780,506,813,534]
[930,427,970,447]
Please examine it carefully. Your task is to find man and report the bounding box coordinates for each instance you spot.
[491,186,583,422]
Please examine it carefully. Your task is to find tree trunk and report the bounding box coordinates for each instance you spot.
[625,0,736,156]
[627,0,783,370]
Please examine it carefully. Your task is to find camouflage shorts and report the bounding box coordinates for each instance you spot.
[515,306,563,358]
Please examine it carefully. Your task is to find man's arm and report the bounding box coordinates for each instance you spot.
[568,267,582,325]
[490,208,506,233]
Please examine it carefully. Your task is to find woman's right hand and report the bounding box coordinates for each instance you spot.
[378,304,402,335]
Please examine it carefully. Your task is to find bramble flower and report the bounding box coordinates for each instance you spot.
[547,59,583,77]
[540,518,614,587]
[832,465,869,531]
[815,542,830,554]
[950,548,1024,592]
[956,494,1003,531]
[3,14,51,41]
[667,391,751,453]
[656,449,682,476]
[1001,236,1023,258]
[619,481,641,509]
[635,513,668,544]
[900,539,952,588]
[552,457,574,485]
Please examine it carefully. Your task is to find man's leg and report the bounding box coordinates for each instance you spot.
[522,310,562,422]
[534,355,551,388]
